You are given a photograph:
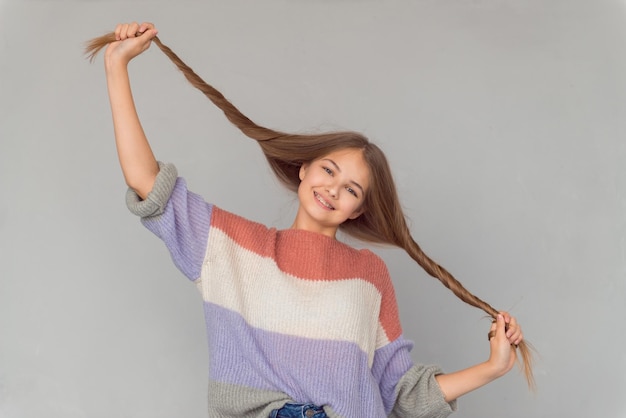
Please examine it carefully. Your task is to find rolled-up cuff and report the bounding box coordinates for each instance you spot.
[126,162,178,218]
[391,364,457,418]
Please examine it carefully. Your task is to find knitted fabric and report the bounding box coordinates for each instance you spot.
[126,162,456,418]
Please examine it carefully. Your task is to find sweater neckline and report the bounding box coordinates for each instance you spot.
[278,227,337,241]
[276,227,356,250]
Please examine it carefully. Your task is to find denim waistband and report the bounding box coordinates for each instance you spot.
[269,402,327,418]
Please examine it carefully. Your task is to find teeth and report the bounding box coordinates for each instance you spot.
[315,192,335,210]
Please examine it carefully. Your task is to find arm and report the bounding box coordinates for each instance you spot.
[434,313,523,402]
[104,23,213,280]
[104,22,160,199]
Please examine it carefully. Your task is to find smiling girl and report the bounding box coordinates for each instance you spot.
[88,21,532,418]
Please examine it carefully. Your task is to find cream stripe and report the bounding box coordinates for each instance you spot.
[196,228,390,365]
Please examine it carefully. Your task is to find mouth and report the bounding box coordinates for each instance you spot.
[314,191,335,210]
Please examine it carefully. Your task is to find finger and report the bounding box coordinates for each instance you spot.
[114,23,123,41]
[500,311,512,327]
[512,326,524,346]
[507,328,520,344]
[118,23,129,40]
[504,318,523,346]
[505,317,521,339]
[143,28,159,41]
[138,22,155,34]
[505,316,515,337]
[506,324,517,339]
[496,315,520,351]
[126,22,135,39]
[127,22,140,38]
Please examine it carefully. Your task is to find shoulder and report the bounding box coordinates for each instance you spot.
[355,247,390,277]
[209,206,278,255]
[211,206,270,232]
[334,245,395,293]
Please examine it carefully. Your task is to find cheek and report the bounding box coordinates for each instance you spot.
[347,199,362,213]
[297,180,307,197]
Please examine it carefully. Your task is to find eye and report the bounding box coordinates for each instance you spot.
[323,167,333,175]
[346,187,358,198]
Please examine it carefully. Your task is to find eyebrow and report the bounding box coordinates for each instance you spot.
[322,158,365,195]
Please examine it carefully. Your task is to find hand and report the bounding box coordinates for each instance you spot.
[487,312,523,377]
[104,22,158,68]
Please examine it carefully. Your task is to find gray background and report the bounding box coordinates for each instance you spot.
[1,1,624,417]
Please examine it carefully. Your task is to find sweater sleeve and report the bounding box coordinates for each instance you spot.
[372,335,457,418]
[367,252,457,418]
[126,162,213,281]
[389,364,457,418]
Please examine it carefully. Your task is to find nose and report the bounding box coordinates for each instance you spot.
[326,184,338,198]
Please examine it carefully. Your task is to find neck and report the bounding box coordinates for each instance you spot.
[290,210,338,239]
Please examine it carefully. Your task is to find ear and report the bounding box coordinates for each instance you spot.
[299,162,310,181]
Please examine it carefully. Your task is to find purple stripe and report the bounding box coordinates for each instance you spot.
[203,302,412,417]
[371,336,415,413]
[142,178,213,280]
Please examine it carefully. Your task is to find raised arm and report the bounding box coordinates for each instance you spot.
[104,22,160,199]
[435,312,524,402]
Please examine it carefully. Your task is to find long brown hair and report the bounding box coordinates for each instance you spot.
[86,32,535,389]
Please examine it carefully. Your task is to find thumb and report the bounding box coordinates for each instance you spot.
[123,28,158,59]
[496,314,506,336]
[140,28,159,40]
[134,28,158,49]
[490,313,507,344]
[135,22,158,43]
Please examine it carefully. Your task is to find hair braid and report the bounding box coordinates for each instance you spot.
[86,32,535,390]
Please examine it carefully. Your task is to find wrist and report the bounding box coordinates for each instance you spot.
[484,357,510,379]
[104,54,130,74]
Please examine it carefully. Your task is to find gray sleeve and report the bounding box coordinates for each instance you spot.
[125,162,178,218]
[389,364,457,418]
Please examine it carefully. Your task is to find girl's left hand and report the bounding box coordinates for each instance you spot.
[501,311,523,346]
[487,312,523,377]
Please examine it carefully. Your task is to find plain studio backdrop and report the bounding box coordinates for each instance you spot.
[1,1,625,417]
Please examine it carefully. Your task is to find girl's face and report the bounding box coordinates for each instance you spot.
[292,148,370,238]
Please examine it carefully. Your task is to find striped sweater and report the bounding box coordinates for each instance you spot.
[126,162,456,418]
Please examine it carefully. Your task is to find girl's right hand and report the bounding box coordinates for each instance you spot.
[104,22,158,68]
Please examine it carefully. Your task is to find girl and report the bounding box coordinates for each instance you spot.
[89,21,530,418]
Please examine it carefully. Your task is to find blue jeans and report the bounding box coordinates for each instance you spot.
[269,403,327,418]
